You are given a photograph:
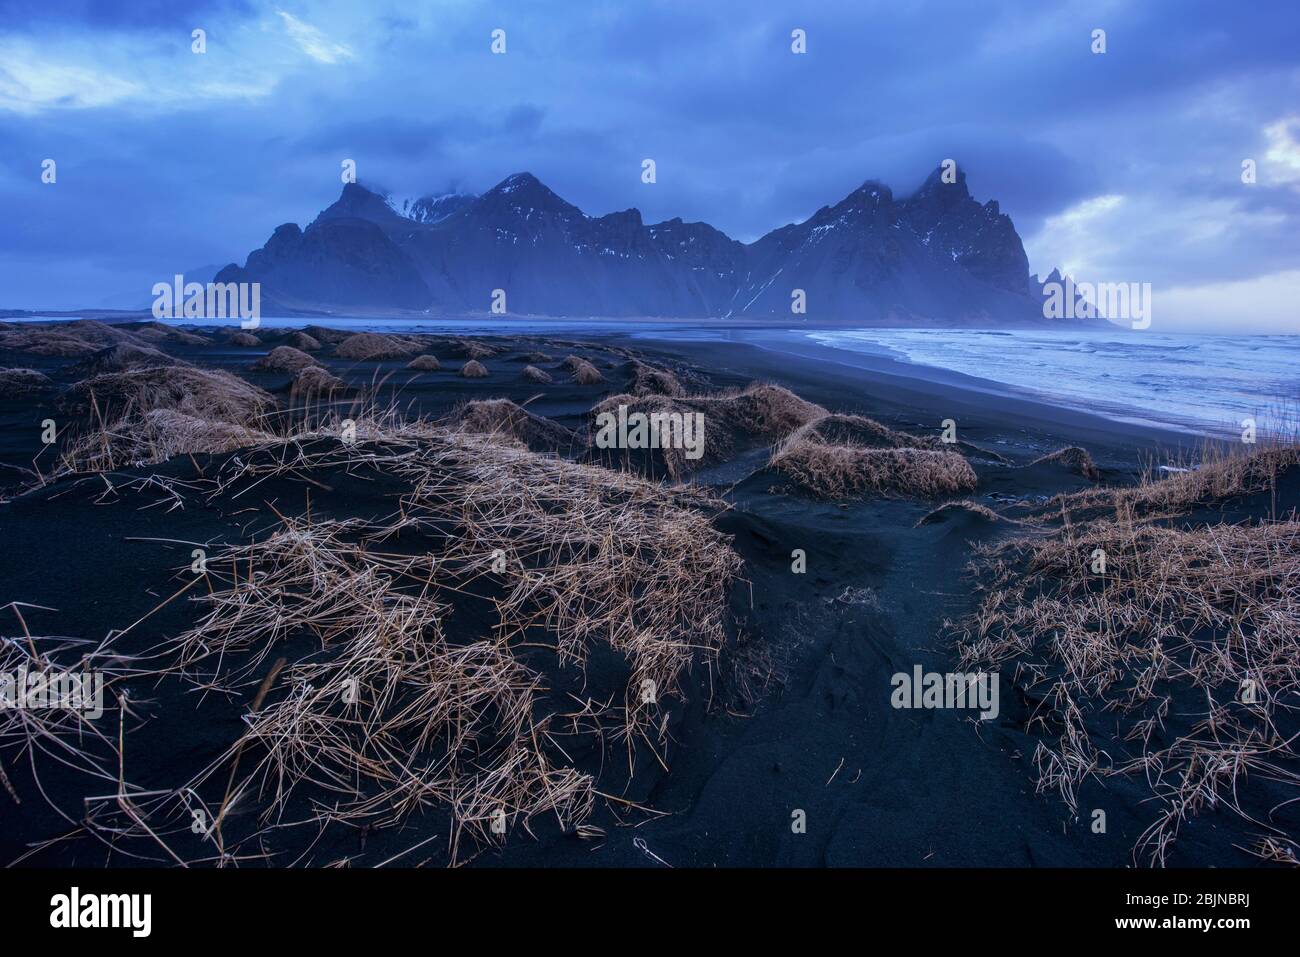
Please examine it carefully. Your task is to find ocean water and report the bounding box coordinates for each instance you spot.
[807,328,1300,438]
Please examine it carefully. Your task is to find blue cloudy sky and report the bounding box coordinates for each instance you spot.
[2,0,1298,331]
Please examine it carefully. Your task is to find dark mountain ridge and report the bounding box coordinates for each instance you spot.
[216,167,1073,324]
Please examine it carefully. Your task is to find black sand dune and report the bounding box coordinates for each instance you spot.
[1,320,1296,869]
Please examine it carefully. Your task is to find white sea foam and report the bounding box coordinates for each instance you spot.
[808,328,1300,438]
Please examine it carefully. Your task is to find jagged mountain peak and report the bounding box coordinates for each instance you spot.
[342,181,382,198]
[310,181,402,229]
[904,166,977,223]
[911,163,970,198]
[480,172,576,212]
[221,164,1064,323]
[851,179,895,201]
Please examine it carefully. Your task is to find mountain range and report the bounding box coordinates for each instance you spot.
[214,167,1070,323]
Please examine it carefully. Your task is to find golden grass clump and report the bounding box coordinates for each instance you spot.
[1049,444,1300,519]
[62,408,275,472]
[0,319,141,357]
[460,359,489,378]
[52,367,274,475]
[0,368,52,396]
[284,331,322,352]
[334,332,423,361]
[447,339,498,360]
[1029,445,1101,481]
[916,499,1004,526]
[771,441,977,499]
[126,322,209,346]
[520,364,553,384]
[591,382,824,443]
[287,365,347,404]
[71,343,186,376]
[405,354,441,371]
[956,511,1300,865]
[254,345,320,374]
[785,411,934,451]
[563,355,604,385]
[626,361,684,397]
[590,382,825,479]
[708,382,825,437]
[447,398,576,454]
[60,366,273,423]
[755,403,984,499]
[393,429,743,751]
[588,392,706,479]
[227,331,261,347]
[302,325,352,345]
[166,515,593,860]
[147,422,742,861]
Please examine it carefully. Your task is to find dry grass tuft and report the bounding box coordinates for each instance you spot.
[785,411,934,451]
[405,354,441,372]
[63,408,275,471]
[755,395,977,500]
[302,325,353,345]
[60,366,272,423]
[716,382,825,436]
[626,361,684,397]
[254,345,320,374]
[0,368,53,397]
[53,367,274,475]
[1029,446,1101,481]
[590,382,825,479]
[0,320,142,358]
[447,339,498,360]
[916,500,1004,526]
[284,331,322,352]
[144,422,742,861]
[1245,836,1299,865]
[447,398,576,454]
[288,365,347,403]
[520,364,552,384]
[126,322,209,347]
[771,441,977,500]
[1048,444,1300,520]
[159,514,590,860]
[392,429,743,750]
[460,359,489,378]
[956,506,1300,865]
[334,333,423,361]
[564,356,604,385]
[70,343,187,376]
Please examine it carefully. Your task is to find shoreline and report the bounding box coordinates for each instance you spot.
[5,313,1282,445]
[613,328,1214,464]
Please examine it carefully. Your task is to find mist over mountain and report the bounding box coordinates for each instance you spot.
[216,167,1068,323]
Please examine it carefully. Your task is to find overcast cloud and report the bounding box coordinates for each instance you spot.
[1,0,1297,330]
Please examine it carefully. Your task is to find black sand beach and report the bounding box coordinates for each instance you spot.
[1,319,1295,869]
